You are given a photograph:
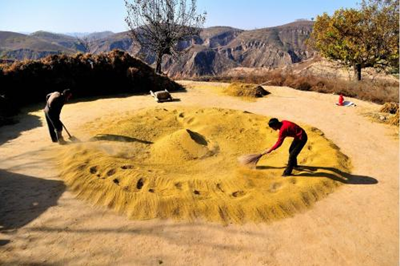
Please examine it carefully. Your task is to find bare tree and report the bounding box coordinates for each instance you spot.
[124,0,206,74]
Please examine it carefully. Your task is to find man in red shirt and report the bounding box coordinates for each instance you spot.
[262,118,308,176]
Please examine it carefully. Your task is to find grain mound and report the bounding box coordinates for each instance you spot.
[58,107,352,224]
[223,83,270,99]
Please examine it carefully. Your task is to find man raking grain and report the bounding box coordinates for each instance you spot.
[239,118,308,176]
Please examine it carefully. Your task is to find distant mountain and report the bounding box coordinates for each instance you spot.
[163,21,316,77]
[86,31,115,41]
[0,21,316,77]
[63,32,91,38]
[91,31,134,54]
[223,21,313,67]
[163,26,245,76]
[30,31,86,51]
[62,31,115,40]
[0,31,75,60]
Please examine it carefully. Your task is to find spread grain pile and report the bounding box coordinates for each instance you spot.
[223,83,270,100]
[58,107,351,224]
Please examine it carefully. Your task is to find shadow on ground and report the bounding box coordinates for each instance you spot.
[27,222,264,253]
[256,165,378,185]
[0,87,189,145]
[0,169,65,236]
[90,134,153,144]
[0,112,42,145]
[68,87,187,105]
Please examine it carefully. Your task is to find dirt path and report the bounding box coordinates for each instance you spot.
[0,82,398,266]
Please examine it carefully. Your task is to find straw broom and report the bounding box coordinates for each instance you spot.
[238,153,264,168]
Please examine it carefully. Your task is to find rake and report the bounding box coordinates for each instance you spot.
[61,122,80,142]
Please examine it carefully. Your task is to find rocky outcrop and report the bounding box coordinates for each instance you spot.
[160,22,315,77]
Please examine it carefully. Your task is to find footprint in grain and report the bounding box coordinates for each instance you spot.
[232,191,246,198]
[137,178,144,190]
[121,165,134,170]
[174,182,182,190]
[269,182,282,193]
[216,183,225,192]
[89,166,98,174]
[107,169,116,176]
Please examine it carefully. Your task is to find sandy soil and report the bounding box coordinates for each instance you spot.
[0,81,398,265]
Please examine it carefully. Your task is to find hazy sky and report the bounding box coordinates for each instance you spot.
[0,0,360,33]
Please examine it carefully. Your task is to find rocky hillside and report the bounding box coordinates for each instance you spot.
[0,21,316,77]
[164,21,315,77]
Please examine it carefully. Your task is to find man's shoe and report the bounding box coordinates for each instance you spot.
[282,172,291,177]
[58,138,67,145]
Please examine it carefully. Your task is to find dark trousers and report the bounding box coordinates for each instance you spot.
[44,111,62,142]
[284,132,308,175]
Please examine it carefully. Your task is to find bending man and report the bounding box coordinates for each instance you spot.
[262,118,308,176]
[44,89,72,144]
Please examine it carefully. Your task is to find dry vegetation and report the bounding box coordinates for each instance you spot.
[195,70,399,105]
[380,102,399,114]
[380,102,399,126]
[364,102,399,127]
[217,71,399,127]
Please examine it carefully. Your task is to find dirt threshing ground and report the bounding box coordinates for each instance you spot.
[0,81,398,265]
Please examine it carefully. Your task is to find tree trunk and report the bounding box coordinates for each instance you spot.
[354,63,362,81]
[155,52,163,74]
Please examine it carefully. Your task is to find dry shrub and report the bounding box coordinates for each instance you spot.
[267,71,286,86]
[380,102,399,114]
[284,75,314,91]
[380,102,400,127]
[224,83,270,98]
[0,50,183,123]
